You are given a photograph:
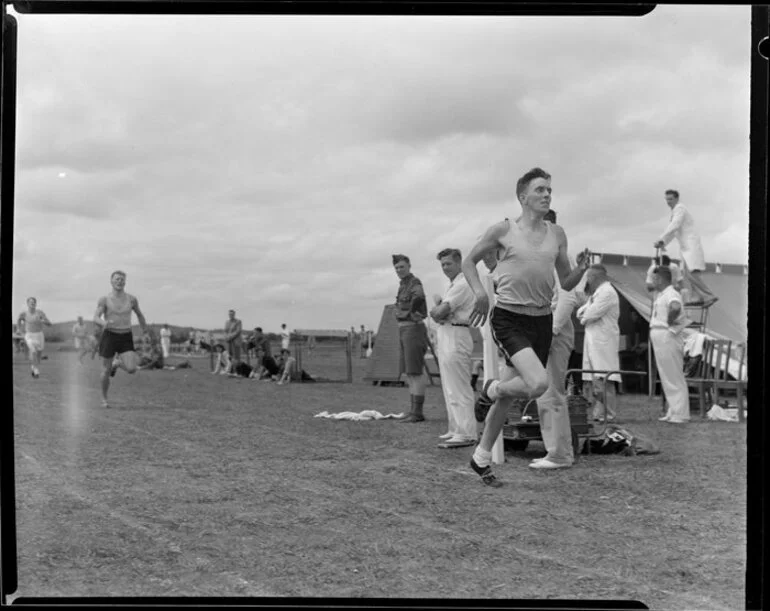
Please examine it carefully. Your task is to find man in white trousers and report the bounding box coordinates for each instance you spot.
[531,210,581,470]
[654,189,717,307]
[649,266,691,423]
[160,324,172,359]
[430,248,477,448]
[576,265,622,423]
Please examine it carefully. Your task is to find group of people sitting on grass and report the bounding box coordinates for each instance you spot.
[210,346,307,383]
[136,334,192,371]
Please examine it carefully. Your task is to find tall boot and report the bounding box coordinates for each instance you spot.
[400,395,425,423]
[398,395,415,421]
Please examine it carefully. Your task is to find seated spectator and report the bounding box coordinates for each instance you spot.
[229,361,254,378]
[211,344,232,375]
[249,349,281,380]
[138,342,165,370]
[138,343,191,370]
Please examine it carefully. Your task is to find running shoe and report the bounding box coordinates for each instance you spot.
[469,457,503,487]
[474,379,496,422]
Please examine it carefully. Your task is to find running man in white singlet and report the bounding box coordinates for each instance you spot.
[18,297,52,378]
[94,270,152,408]
[461,168,591,487]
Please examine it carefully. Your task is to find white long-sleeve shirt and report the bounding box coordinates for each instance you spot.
[658,203,706,271]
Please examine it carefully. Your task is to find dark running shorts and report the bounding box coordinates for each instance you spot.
[99,329,135,359]
[490,307,553,368]
[399,322,428,376]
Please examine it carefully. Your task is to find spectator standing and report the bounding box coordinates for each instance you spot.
[430,248,477,448]
[650,267,690,423]
[576,265,622,423]
[224,310,243,368]
[160,324,172,358]
[392,253,429,423]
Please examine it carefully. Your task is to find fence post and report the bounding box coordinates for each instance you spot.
[346,334,353,383]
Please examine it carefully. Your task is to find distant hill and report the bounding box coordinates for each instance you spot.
[35,321,364,344]
[35,321,214,343]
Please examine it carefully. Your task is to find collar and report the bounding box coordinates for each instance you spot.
[399,273,415,285]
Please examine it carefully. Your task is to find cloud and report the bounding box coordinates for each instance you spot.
[8,7,751,331]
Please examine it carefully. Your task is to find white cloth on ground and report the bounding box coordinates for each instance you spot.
[706,405,742,422]
[314,410,405,421]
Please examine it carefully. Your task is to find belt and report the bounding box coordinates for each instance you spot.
[451,323,470,327]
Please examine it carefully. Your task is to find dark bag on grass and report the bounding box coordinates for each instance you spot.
[581,425,660,456]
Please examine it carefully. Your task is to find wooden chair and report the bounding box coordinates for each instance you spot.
[685,338,732,418]
[710,342,747,422]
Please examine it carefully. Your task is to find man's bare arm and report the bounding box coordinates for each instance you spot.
[461,221,509,327]
[131,297,149,334]
[93,297,107,328]
[552,225,589,291]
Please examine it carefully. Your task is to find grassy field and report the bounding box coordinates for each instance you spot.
[9,345,747,608]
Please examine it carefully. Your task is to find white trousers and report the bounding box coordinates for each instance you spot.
[436,325,476,440]
[481,319,506,464]
[161,338,171,359]
[537,328,575,464]
[650,329,690,422]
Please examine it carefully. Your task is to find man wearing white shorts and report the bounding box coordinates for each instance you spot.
[18,297,52,378]
[94,270,152,408]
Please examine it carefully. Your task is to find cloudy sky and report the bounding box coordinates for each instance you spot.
[9,6,750,333]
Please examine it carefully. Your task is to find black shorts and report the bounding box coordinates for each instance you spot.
[99,329,135,359]
[489,307,553,368]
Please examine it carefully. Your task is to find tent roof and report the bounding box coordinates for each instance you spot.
[598,253,747,343]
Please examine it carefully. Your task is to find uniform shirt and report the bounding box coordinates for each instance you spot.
[494,219,560,313]
[395,273,427,323]
[160,328,171,341]
[19,310,49,333]
[72,322,88,339]
[650,285,687,334]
